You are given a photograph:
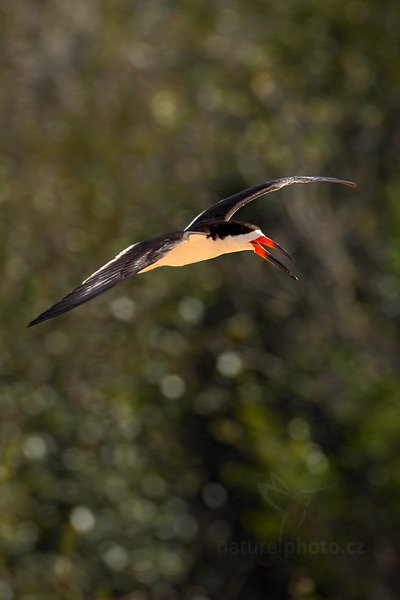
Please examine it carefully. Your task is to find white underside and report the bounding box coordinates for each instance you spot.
[139,230,262,273]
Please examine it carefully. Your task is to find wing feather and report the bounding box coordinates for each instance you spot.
[28,231,185,326]
[185,176,356,230]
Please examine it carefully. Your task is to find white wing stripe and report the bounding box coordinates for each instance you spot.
[82,243,138,284]
[185,209,208,231]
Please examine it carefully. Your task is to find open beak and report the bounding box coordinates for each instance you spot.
[251,237,298,281]
[254,235,294,261]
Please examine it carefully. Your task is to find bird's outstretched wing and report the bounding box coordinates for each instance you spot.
[28,231,185,326]
[185,176,356,230]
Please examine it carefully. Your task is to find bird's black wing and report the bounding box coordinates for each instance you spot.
[28,231,185,326]
[185,176,356,230]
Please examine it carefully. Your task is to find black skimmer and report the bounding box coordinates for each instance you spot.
[28,176,356,327]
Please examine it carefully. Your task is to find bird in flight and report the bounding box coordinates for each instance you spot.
[28,176,356,327]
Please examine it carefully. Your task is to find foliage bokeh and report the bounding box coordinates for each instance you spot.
[1,1,400,598]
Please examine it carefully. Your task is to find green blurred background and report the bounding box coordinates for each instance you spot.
[1,1,400,598]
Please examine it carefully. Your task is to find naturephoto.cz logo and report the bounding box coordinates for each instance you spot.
[218,473,364,557]
[259,472,330,543]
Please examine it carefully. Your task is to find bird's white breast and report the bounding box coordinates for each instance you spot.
[139,230,262,273]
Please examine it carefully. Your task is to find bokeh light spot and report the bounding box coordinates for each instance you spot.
[160,374,186,399]
[69,506,95,533]
[216,352,242,377]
